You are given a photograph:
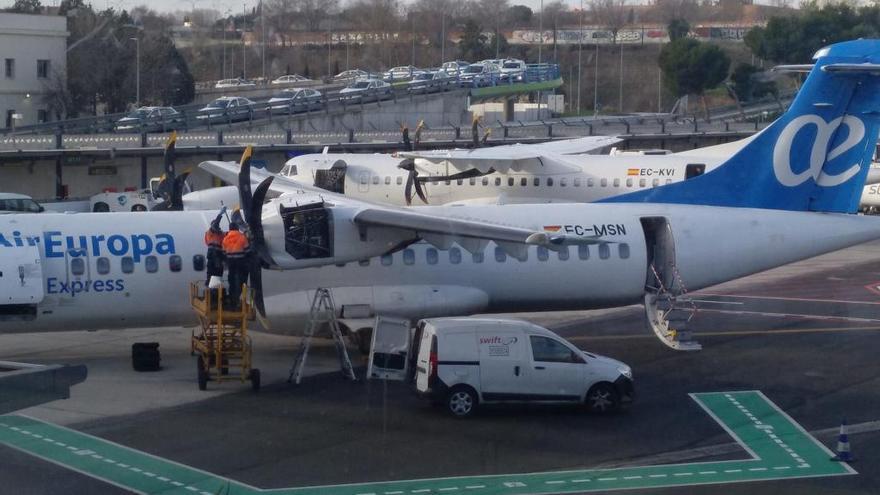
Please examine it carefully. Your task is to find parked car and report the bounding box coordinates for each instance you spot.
[407,70,455,92]
[271,74,310,85]
[333,69,369,82]
[383,65,422,81]
[412,317,634,417]
[339,78,392,101]
[499,59,527,82]
[459,62,501,87]
[266,88,323,112]
[214,78,256,89]
[115,106,181,132]
[196,96,257,121]
[0,193,44,214]
[441,60,470,76]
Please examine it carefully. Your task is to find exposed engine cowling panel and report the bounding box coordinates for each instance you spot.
[261,197,415,270]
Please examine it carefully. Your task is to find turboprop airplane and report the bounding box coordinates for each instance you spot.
[3,39,880,353]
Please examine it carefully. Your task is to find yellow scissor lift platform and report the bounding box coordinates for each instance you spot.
[189,282,260,391]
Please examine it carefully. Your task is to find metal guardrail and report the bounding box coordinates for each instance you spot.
[2,65,563,137]
[0,116,769,154]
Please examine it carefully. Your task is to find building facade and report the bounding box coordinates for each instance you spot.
[0,13,67,129]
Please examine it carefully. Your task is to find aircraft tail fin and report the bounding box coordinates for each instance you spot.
[604,39,880,213]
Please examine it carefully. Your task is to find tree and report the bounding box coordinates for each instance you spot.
[505,5,532,26]
[659,38,731,120]
[667,18,689,41]
[8,0,42,13]
[458,20,488,61]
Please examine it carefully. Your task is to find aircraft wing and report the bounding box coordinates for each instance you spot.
[398,136,620,174]
[199,159,596,255]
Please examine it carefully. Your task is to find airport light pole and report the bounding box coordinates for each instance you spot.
[130,37,140,107]
[538,0,543,64]
[577,0,583,113]
[593,40,598,115]
[242,3,247,80]
[441,14,445,64]
[261,0,265,81]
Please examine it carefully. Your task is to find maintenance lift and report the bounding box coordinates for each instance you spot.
[189,282,261,391]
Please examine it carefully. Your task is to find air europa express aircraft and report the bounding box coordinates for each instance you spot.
[4,39,880,352]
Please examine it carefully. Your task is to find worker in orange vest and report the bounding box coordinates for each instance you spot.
[204,208,226,286]
[222,220,250,309]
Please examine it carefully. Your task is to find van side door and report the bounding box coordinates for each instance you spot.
[477,330,528,400]
[525,335,587,401]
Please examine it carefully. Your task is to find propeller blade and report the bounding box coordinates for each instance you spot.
[247,177,274,319]
[163,131,177,178]
[413,176,428,204]
[420,167,496,183]
[238,146,254,222]
[404,172,414,206]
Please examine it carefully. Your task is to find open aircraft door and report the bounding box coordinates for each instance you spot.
[366,315,412,380]
[0,241,43,320]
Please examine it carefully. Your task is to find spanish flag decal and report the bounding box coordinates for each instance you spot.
[543,225,562,232]
[627,168,640,176]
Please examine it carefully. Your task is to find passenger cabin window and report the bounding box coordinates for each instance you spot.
[145,255,159,273]
[613,178,620,187]
[557,246,570,261]
[426,248,439,265]
[520,177,527,186]
[469,178,476,185]
[482,177,488,186]
[495,177,501,186]
[626,178,633,187]
[547,177,554,186]
[619,243,630,259]
[494,246,507,262]
[381,254,393,266]
[587,178,594,187]
[358,259,370,267]
[599,244,611,259]
[578,244,590,260]
[508,177,514,186]
[534,178,540,186]
[600,178,607,187]
[639,178,646,187]
[686,163,706,180]
[169,255,182,272]
[449,247,461,264]
[530,336,583,363]
[121,257,134,273]
[403,249,415,265]
[396,176,403,185]
[652,178,660,187]
[97,257,110,275]
[384,176,391,185]
[372,175,380,185]
[360,175,368,185]
[472,251,484,263]
[457,179,463,185]
[560,178,566,187]
[665,178,672,185]
[71,258,85,276]
[193,254,205,271]
[574,178,582,187]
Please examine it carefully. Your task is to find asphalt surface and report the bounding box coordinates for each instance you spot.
[3,240,880,494]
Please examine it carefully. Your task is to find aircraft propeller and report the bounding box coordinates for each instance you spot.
[152,132,191,211]
[235,145,275,320]
[398,158,495,206]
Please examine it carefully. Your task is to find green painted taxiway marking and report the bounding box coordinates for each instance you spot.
[0,391,855,495]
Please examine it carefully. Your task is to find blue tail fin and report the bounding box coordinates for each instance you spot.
[603,39,880,213]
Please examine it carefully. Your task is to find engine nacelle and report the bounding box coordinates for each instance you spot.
[262,196,414,270]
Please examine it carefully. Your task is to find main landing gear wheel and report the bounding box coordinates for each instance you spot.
[249,369,261,392]
[586,383,619,414]
[197,357,208,391]
[446,386,478,418]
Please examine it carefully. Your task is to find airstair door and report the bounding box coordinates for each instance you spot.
[0,241,44,319]
[367,315,412,380]
[640,217,676,290]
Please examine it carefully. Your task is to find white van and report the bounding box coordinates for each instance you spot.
[412,318,633,417]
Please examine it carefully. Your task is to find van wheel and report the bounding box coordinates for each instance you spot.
[586,383,619,414]
[446,386,478,418]
[93,202,110,212]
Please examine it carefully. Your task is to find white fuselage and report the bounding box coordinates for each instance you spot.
[3,206,879,335]
[283,153,723,206]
